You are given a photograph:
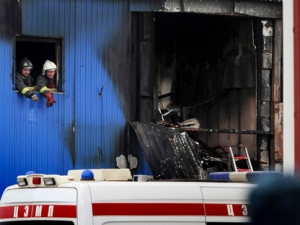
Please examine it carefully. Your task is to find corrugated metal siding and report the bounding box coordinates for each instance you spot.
[20,0,76,175]
[21,0,131,169]
[0,0,134,194]
[74,0,130,168]
[0,0,23,193]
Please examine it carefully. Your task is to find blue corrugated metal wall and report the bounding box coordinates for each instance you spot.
[74,0,128,168]
[0,0,18,194]
[21,0,132,168]
[0,0,140,194]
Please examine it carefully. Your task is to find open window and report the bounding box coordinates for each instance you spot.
[15,36,63,93]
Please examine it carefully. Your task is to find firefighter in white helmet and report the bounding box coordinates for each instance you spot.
[35,60,57,108]
[16,58,38,101]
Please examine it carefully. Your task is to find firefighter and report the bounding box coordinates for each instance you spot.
[16,58,38,101]
[36,60,57,108]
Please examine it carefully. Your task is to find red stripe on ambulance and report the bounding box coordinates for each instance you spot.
[204,204,249,216]
[93,203,205,216]
[92,203,249,217]
[0,205,76,219]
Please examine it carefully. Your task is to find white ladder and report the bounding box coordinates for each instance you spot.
[229,147,253,172]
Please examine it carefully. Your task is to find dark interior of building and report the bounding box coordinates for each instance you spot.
[16,40,57,79]
[154,13,257,129]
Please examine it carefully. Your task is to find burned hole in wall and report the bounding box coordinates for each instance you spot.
[154,13,257,130]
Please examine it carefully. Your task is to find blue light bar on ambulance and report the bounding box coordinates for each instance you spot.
[209,171,283,183]
[25,171,36,175]
[67,168,132,181]
[81,169,95,180]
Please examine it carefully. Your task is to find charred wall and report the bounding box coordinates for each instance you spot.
[154,13,258,161]
[131,0,282,171]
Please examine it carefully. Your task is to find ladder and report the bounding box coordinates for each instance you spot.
[229,147,253,172]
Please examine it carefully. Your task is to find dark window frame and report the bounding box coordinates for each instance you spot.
[15,35,63,93]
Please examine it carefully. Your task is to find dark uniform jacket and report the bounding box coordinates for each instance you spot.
[35,74,56,96]
[16,72,35,97]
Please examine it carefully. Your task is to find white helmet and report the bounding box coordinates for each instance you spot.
[42,60,57,75]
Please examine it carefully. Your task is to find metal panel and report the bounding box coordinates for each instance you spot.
[130,0,282,18]
[19,0,76,176]
[130,0,234,14]
[130,0,164,12]
[234,0,282,18]
[74,0,130,169]
[0,0,20,194]
[0,0,133,194]
[129,122,202,179]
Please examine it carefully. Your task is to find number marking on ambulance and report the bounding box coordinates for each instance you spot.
[205,203,249,217]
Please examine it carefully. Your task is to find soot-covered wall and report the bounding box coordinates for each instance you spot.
[154,13,257,159]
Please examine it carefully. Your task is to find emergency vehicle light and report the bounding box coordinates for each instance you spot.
[43,175,74,186]
[25,171,36,175]
[81,169,95,180]
[209,171,283,183]
[17,178,28,186]
[17,174,45,187]
[67,168,132,181]
[32,177,41,185]
[43,177,56,185]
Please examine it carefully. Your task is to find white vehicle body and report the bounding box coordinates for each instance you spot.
[0,169,256,225]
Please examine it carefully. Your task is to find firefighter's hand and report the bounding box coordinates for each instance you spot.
[24,91,34,99]
[45,92,56,108]
[31,94,38,102]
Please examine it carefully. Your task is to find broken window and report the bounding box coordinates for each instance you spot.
[15,36,63,93]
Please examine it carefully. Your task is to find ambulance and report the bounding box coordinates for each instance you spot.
[0,168,266,225]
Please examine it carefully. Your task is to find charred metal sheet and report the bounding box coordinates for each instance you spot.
[262,53,273,69]
[258,136,270,170]
[130,0,234,14]
[260,118,270,132]
[130,0,282,17]
[273,20,282,103]
[261,86,271,101]
[263,36,273,52]
[234,0,282,18]
[136,13,155,122]
[168,0,234,14]
[274,103,283,163]
[223,48,255,89]
[260,102,270,118]
[129,122,202,179]
[273,20,283,165]
[178,127,273,135]
[261,69,270,86]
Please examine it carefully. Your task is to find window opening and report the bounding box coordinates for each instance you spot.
[15,36,63,93]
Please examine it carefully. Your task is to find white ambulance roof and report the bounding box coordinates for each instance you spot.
[1,186,77,205]
[86,180,255,203]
